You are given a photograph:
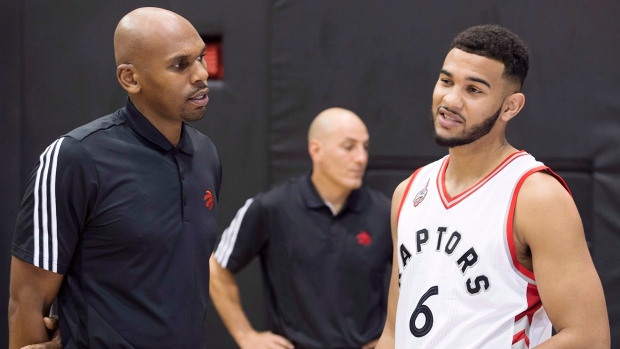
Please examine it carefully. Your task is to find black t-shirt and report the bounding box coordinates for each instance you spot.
[214,175,392,349]
[13,100,222,348]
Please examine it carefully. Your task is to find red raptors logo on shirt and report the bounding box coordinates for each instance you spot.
[413,179,430,207]
[356,231,372,246]
[204,190,214,210]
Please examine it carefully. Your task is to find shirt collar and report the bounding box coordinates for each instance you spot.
[300,172,363,214]
[121,98,194,155]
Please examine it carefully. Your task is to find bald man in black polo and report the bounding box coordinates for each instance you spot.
[210,108,392,349]
[9,7,221,348]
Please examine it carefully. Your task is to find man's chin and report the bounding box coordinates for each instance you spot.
[434,134,467,148]
[182,109,206,122]
[346,179,364,190]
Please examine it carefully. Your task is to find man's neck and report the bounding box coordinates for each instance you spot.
[131,99,183,146]
[444,139,517,197]
[311,175,351,215]
[143,115,182,146]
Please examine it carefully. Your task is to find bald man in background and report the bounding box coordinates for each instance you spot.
[210,108,392,349]
[9,7,221,348]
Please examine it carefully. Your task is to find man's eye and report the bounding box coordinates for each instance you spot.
[197,54,206,62]
[174,61,189,69]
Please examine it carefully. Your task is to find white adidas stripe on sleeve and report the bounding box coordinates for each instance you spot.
[214,198,254,267]
[33,137,65,272]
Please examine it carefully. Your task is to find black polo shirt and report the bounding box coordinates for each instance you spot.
[214,174,392,349]
[13,100,222,348]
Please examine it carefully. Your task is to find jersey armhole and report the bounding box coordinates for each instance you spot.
[506,166,569,281]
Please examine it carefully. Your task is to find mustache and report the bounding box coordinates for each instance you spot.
[186,82,209,99]
[437,106,464,121]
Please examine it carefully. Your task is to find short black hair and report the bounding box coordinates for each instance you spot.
[450,24,530,90]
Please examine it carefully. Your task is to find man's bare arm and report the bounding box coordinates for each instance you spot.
[516,172,610,348]
[209,255,294,349]
[375,177,409,349]
[9,256,63,349]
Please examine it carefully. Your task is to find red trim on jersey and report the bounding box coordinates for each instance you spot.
[396,167,422,225]
[523,284,543,322]
[546,167,571,195]
[512,284,543,347]
[437,150,528,209]
[512,329,531,347]
[506,165,569,280]
[508,167,568,347]
[506,166,546,280]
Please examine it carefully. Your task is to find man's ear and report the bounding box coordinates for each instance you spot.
[308,139,322,162]
[117,64,140,94]
[500,92,525,122]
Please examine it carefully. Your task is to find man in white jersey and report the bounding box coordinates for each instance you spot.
[375,24,610,349]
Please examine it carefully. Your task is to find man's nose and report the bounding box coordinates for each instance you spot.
[442,88,464,110]
[192,59,209,84]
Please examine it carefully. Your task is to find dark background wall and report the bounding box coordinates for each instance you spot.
[2,1,619,348]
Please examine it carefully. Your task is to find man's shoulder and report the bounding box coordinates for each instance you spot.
[519,170,570,202]
[254,177,304,205]
[38,110,125,166]
[359,185,391,206]
[183,123,216,145]
[64,110,125,142]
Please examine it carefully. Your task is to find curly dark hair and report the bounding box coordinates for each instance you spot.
[450,24,530,90]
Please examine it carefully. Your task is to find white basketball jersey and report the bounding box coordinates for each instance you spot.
[395,151,559,348]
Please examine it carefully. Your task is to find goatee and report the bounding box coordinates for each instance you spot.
[431,105,502,148]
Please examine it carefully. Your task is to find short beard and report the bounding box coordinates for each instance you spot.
[182,82,208,122]
[181,108,206,122]
[432,105,502,148]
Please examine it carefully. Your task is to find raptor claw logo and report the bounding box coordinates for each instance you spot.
[413,179,430,207]
[356,231,372,246]
[204,190,214,210]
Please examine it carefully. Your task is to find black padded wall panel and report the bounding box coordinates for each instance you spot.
[593,122,620,344]
[0,1,23,342]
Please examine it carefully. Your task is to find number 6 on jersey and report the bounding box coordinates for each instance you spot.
[410,286,438,337]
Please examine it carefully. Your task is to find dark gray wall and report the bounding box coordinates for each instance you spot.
[0,1,23,342]
[2,1,619,348]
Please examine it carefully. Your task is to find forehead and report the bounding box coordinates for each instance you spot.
[328,119,369,143]
[164,37,204,61]
[145,23,204,62]
[442,48,505,85]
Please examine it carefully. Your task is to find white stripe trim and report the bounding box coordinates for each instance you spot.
[49,138,64,273]
[41,141,55,270]
[33,144,53,267]
[214,198,255,267]
[32,138,63,271]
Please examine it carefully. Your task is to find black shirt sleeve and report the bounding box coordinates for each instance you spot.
[213,196,268,273]
[12,137,98,274]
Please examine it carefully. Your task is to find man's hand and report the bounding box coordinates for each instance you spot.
[20,316,60,349]
[361,338,379,349]
[238,330,294,349]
